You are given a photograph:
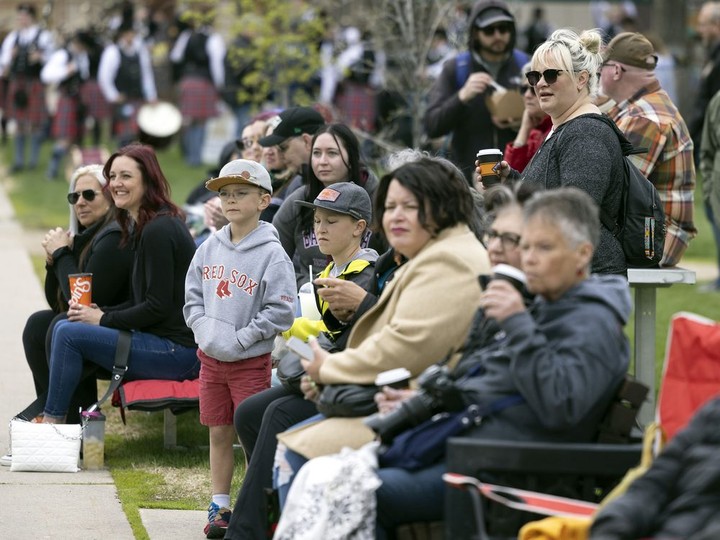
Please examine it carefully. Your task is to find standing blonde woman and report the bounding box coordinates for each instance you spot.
[487,28,626,275]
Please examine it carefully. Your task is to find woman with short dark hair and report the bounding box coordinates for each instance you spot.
[272,156,491,503]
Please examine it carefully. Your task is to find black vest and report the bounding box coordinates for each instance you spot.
[181,32,212,81]
[11,30,42,77]
[115,47,143,99]
[60,49,83,97]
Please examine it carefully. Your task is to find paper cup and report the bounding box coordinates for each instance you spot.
[69,273,92,306]
[375,367,412,389]
[476,148,504,187]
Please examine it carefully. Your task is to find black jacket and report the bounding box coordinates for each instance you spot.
[591,395,720,539]
[423,0,527,181]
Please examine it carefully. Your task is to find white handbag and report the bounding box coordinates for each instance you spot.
[9,419,81,473]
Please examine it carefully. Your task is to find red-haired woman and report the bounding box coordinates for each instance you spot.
[42,143,199,424]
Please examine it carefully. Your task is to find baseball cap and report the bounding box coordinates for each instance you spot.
[474,7,514,29]
[603,32,658,70]
[205,159,273,194]
[295,183,372,222]
[258,107,325,147]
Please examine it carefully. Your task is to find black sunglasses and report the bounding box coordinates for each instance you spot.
[525,69,567,86]
[480,23,512,36]
[519,84,535,95]
[67,189,101,205]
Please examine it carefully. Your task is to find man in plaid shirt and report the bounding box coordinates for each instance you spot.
[600,32,696,267]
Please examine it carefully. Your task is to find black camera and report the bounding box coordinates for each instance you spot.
[364,364,464,445]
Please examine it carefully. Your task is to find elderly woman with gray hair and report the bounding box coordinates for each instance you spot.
[17,164,133,426]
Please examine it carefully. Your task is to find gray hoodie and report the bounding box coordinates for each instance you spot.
[184,221,297,361]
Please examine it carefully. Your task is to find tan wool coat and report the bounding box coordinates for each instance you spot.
[277,224,490,458]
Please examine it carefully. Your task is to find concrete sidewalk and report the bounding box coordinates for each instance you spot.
[0,183,204,539]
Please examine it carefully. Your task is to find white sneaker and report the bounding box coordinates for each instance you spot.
[0,453,11,467]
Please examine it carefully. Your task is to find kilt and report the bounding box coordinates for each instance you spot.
[52,94,82,141]
[80,80,112,121]
[178,76,218,121]
[6,77,47,127]
[334,81,377,132]
[112,99,142,141]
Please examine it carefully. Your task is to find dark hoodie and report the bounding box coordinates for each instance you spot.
[424,0,528,181]
[456,274,632,444]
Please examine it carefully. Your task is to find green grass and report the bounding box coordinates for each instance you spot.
[104,407,245,539]
[2,140,208,230]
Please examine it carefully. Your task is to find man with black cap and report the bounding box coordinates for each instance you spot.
[424,0,528,182]
[0,3,55,173]
[259,106,325,174]
[600,32,696,267]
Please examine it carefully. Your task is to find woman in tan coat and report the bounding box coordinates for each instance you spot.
[274,156,490,502]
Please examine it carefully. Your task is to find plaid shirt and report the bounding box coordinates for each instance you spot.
[609,81,697,267]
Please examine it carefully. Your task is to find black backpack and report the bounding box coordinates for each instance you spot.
[593,115,665,268]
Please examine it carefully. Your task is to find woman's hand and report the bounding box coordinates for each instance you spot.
[479,280,525,322]
[300,375,321,402]
[67,301,104,325]
[475,159,511,185]
[42,227,71,258]
[375,387,418,415]
[300,338,329,382]
[314,277,367,321]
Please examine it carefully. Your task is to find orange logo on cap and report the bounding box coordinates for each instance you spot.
[316,188,341,202]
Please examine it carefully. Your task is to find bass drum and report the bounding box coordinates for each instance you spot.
[137,101,182,149]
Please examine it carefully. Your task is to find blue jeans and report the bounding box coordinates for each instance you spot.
[273,413,326,505]
[44,320,199,418]
[183,123,206,166]
[375,462,447,539]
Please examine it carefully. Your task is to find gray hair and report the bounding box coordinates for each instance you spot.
[68,164,108,235]
[531,28,603,99]
[383,148,428,172]
[523,187,600,249]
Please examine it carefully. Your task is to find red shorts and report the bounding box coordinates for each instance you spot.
[197,349,271,426]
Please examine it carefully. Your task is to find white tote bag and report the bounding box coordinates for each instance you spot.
[10,419,81,472]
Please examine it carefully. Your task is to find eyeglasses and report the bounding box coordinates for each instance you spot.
[480,23,512,36]
[218,188,261,200]
[67,190,101,205]
[525,69,568,86]
[601,62,626,73]
[519,84,535,95]
[484,229,521,250]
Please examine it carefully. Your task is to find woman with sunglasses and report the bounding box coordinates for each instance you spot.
[481,28,626,275]
[18,165,133,426]
[40,144,200,425]
[503,63,552,173]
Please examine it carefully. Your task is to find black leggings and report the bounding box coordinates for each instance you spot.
[225,385,318,539]
[21,310,98,424]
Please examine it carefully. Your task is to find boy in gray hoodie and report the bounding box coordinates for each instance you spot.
[184,159,296,539]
